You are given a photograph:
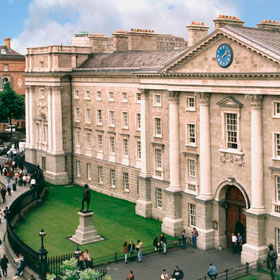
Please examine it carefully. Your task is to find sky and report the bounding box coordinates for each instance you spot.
[1,0,280,54]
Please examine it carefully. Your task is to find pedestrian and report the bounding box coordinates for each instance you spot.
[160,233,167,254]
[126,271,135,280]
[22,175,27,187]
[191,227,198,248]
[0,210,3,224]
[123,241,129,263]
[237,233,243,253]
[6,182,11,196]
[207,263,218,279]
[153,234,159,251]
[160,269,169,280]
[13,253,25,279]
[181,230,187,249]
[267,243,278,280]
[78,251,84,271]
[0,254,9,277]
[128,240,135,255]
[136,240,143,263]
[84,249,93,268]
[3,207,10,221]
[1,187,6,203]
[172,266,184,280]
[231,233,237,253]
[29,274,36,280]
[170,274,176,280]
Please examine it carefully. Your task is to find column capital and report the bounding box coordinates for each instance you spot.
[246,95,263,109]
[199,92,210,105]
[138,88,149,99]
[168,91,179,103]
[51,86,63,95]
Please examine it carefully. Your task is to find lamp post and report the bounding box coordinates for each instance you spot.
[74,246,81,259]
[38,228,48,280]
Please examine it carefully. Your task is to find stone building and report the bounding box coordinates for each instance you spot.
[25,15,280,263]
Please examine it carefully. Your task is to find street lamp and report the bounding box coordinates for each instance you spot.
[74,246,81,259]
[38,228,48,280]
[38,228,46,250]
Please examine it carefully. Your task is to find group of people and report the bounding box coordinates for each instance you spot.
[160,266,184,280]
[231,232,243,254]
[153,233,167,254]
[77,249,93,270]
[123,240,143,263]
[181,227,198,249]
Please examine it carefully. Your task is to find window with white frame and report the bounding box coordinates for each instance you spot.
[97,91,102,100]
[155,149,162,170]
[39,88,45,98]
[85,90,90,100]
[136,113,141,130]
[76,160,81,177]
[156,188,162,209]
[110,137,115,154]
[275,133,280,158]
[43,125,47,144]
[274,102,280,117]
[4,64,8,72]
[154,94,162,106]
[86,133,91,149]
[85,108,91,123]
[97,135,103,152]
[188,159,196,182]
[122,112,128,128]
[75,107,80,122]
[87,163,92,180]
[225,113,238,149]
[123,139,129,157]
[39,61,44,70]
[75,130,80,147]
[122,92,128,102]
[109,111,115,127]
[276,228,280,254]
[189,204,196,227]
[74,89,79,99]
[186,96,195,111]
[276,176,280,203]
[136,92,141,103]
[155,118,162,137]
[108,91,114,101]
[97,109,102,125]
[186,123,196,146]
[98,166,103,184]
[137,141,141,160]
[123,172,129,191]
[110,169,116,187]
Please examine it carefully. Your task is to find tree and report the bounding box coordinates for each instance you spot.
[0,82,25,142]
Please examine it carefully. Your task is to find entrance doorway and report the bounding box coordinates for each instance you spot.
[225,185,246,248]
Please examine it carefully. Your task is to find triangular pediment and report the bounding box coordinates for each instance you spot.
[217,96,243,108]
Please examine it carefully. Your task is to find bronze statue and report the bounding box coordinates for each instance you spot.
[81,184,91,212]
[267,243,278,279]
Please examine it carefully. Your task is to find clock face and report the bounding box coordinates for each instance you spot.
[216,43,233,68]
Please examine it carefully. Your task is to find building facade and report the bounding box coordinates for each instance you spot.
[25,15,280,263]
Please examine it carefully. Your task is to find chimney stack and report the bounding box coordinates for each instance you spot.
[186,22,209,47]
[213,15,244,29]
[4,38,11,49]
[257,19,280,31]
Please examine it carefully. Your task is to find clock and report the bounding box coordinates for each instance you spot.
[216,43,233,68]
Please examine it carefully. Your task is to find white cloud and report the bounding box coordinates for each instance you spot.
[13,0,237,54]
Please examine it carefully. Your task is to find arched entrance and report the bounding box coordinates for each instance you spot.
[225,185,246,248]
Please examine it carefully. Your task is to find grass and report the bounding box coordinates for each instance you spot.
[237,276,259,280]
[15,183,175,258]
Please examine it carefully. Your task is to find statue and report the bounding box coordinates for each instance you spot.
[267,243,278,279]
[81,184,91,212]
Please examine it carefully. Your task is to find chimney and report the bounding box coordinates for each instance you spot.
[213,15,244,30]
[257,19,280,31]
[4,38,11,49]
[186,22,209,47]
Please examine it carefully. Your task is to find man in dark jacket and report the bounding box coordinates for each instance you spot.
[173,266,184,279]
[0,254,8,277]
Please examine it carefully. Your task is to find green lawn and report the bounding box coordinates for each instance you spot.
[15,183,173,258]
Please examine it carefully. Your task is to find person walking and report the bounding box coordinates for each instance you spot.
[126,271,135,280]
[0,187,6,203]
[207,263,218,279]
[160,233,167,254]
[136,240,143,263]
[0,254,8,277]
[231,233,237,253]
[191,227,198,248]
[123,241,129,263]
[181,230,187,249]
[0,210,3,224]
[160,269,169,280]
[237,233,243,253]
[172,266,184,280]
[6,182,11,196]
[13,253,25,279]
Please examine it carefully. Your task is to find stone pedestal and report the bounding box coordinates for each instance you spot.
[70,211,104,245]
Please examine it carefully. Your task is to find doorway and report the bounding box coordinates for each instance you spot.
[225,185,246,248]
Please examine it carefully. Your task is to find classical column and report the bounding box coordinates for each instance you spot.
[198,93,212,200]
[167,91,181,191]
[248,95,265,214]
[47,87,53,153]
[25,87,30,146]
[29,86,35,147]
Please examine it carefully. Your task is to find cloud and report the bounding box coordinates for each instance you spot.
[13,0,237,54]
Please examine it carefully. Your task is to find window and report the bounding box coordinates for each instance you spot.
[108,91,114,101]
[155,149,162,170]
[189,204,196,227]
[136,92,141,103]
[122,112,128,128]
[225,113,238,149]
[75,130,80,147]
[156,188,162,209]
[188,159,196,181]
[43,125,47,144]
[155,118,162,137]
[186,97,195,111]
[123,139,129,157]
[4,64,8,72]
[275,133,280,158]
[123,173,129,191]
[109,111,115,127]
[75,107,80,122]
[110,137,115,154]
[122,92,128,102]
[97,135,103,152]
[85,90,90,100]
[76,160,81,177]
[274,102,280,117]
[39,61,44,70]
[97,91,102,100]
[98,166,103,184]
[186,123,196,146]
[86,133,91,149]
[74,89,79,99]
[276,176,280,203]
[42,157,46,172]
[110,169,116,187]
[97,110,102,125]
[137,141,141,160]
[87,163,92,180]
[39,88,45,98]
[85,108,91,123]
[136,113,141,130]
[154,94,162,106]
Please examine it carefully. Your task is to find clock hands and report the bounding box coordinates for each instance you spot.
[222,50,228,58]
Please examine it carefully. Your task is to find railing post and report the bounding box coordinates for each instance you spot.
[225,269,229,280]
[114,252,118,263]
[38,249,48,280]
[246,262,249,274]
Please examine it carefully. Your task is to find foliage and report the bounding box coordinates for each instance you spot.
[46,274,56,280]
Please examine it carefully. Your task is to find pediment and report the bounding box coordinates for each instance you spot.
[217,96,243,108]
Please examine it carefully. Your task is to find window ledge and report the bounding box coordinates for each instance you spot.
[124,189,130,193]
[185,144,197,148]
[218,149,244,156]
[185,108,196,112]
[272,157,280,161]
[154,135,163,139]
[272,116,280,119]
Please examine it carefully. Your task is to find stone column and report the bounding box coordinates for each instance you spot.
[198,93,212,200]
[29,86,35,147]
[136,89,152,217]
[25,87,30,146]
[47,87,53,153]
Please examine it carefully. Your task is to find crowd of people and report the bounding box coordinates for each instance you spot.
[77,249,93,270]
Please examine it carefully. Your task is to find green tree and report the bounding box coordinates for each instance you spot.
[0,82,25,141]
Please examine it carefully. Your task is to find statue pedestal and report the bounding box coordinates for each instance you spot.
[69,211,104,245]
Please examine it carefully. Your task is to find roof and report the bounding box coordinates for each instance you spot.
[78,49,187,72]
[0,46,24,58]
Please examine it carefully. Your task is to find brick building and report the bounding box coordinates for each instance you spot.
[24,15,280,263]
